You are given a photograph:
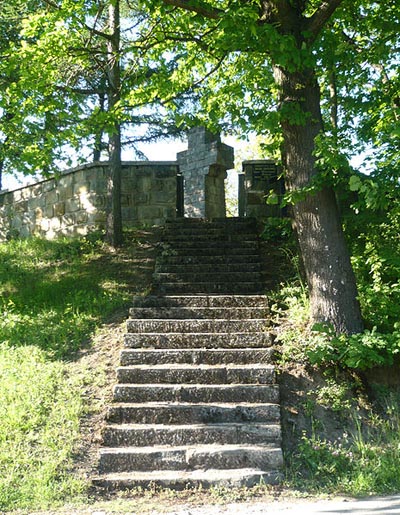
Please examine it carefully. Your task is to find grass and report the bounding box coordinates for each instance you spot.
[0,344,86,510]
[0,229,157,512]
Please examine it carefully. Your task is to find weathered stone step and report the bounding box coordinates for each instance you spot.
[99,444,283,473]
[93,467,281,490]
[113,384,280,404]
[116,364,276,385]
[102,422,281,447]
[155,282,264,294]
[165,217,257,226]
[106,402,281,425]
[119,348,274,366]
[124,331,274,349]
[128,306,268,320]
[159,254,262,265]
[155,263,262,274]
[131,295,269,308]
[126,319,269,334]
[160,246,260,257]
[162,236,258,245]
[153,272,263,284]
[163,224,257,234]
[162,241,259,251]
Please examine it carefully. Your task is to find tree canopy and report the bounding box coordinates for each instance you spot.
[1,0,399,331]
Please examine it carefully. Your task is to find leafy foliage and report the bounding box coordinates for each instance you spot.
[276,191,400,370]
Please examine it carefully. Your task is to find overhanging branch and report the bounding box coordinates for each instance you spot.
[162,0,222,19]
[304,0,344,43]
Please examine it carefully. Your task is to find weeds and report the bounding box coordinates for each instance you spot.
[287,400,400,495]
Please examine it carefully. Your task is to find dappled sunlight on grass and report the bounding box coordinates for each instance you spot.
[0,230,157,511]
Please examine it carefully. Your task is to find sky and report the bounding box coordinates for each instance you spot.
[1,134,367,192]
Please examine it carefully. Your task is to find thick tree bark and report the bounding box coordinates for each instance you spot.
[274,65,364,334]
[105,0,123,247]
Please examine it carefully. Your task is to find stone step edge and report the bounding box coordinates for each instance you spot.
[126,318,270,323]
[107,401,280,409]
[104,422,281,431]
[99,443,281,454]
[123,334,275,348]
[132,295,269,304]
[119,348,276,363]
[127,309,269,320]
[117,364,275,370]
[125,320,271,334]
[106,402,281,423]
[92,468,282,489]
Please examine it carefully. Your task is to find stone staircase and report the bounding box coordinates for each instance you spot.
[93,217,283,490]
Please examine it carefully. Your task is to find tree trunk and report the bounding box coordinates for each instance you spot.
[93,83,106,162]
[274,65,364,334]
[0,159,3,191]
[105,0,123,247]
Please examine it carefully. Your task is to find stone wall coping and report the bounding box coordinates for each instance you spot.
[0,160,179,196]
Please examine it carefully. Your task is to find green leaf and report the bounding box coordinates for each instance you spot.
[349,175,362,192]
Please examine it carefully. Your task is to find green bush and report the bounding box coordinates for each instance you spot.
[306,324,400,370]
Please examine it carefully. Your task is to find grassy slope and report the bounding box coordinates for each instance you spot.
[0,230,158,512]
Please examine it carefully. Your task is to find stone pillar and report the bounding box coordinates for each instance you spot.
[177,127,234,218]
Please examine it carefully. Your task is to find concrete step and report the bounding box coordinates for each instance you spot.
[158,255,262,265]
[162,241,259,251]
[113,384,280,404]
[93,467,282,490]
[131,295,269,308]
[160,246,260,257]
[124,331,274,349]
[165,217,257,227]
[155,263,262,274]
[128,306,269,320]
[98,444,283,473]
[116,364,276,385]
[162,232,258,241]
[153,271,263,283]
[102,422,281,447]
[119,348,275,366]
[154,282,264,294]
[126,319,269,334]
[106,402,281,425]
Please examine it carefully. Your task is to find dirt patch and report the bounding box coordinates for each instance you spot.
[278,362,366,455]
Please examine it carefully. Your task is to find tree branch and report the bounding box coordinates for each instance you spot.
[304,0,344,43]
[161,0,222,20]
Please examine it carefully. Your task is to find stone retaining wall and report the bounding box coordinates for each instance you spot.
[0,161,178,241]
